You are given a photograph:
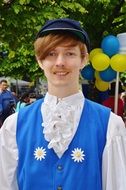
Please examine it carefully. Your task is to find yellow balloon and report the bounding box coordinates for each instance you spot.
[91,53,110,71]
[95,79,109,91]
[89,48,103,61]
[110,54,126,72]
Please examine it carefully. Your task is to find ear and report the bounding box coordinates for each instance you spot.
[80,52,89,69]
[36,56,43,70]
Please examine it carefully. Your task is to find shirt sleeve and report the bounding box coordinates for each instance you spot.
[0,113,18,190]
[102,112,126,190]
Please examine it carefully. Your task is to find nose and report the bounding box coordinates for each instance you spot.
[55,54,65,67]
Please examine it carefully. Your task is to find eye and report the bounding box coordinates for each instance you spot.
[65,52,76,56]
[47,51,57,56]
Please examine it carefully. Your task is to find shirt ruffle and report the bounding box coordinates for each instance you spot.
[41,92,84,157]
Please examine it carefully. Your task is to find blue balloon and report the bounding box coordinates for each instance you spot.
[99,66,117,82]
[81,64,95,80]
[101,35,120,57]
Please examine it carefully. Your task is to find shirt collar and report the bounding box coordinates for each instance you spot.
[44,91,85,106]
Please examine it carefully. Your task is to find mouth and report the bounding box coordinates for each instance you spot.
[53,71,69,76]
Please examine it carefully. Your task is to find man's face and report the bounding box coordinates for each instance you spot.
[0,82,8,91]
[38,44,88,93]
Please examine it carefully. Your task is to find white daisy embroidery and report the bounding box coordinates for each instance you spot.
[71,148,85,163]
[34,147,46,161]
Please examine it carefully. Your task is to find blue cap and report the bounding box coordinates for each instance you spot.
[36,18,90,51]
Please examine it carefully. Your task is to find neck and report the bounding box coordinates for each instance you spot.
[48,84,80,98]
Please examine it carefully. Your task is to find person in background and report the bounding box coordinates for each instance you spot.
[15,92,30,112]
[102,81,124,118]
[11,91,19,104]
[0,79,16,127]
[0,18,126,190]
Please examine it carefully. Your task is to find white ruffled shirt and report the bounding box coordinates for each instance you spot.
[0,92,126,190]
[42,92,84,157]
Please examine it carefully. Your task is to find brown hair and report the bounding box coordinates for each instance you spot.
[0,79,8,84]
[34,31,87,61]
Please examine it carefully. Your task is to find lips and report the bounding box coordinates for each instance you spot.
[53,71,69,76]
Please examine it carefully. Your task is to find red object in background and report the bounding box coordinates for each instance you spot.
[102,96,124,118]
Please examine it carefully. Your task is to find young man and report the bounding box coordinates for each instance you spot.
[0,79,16,127]
[0,18,126,190]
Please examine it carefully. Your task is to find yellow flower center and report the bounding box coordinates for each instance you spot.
[37,150,43,156]
[75,152,81,157]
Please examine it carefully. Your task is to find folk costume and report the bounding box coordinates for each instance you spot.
[0,92,126,190]
[1,18,126,190]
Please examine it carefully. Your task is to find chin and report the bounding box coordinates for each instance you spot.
[52,81,70,87]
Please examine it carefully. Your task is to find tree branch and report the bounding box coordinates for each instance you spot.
[107,0,125,26]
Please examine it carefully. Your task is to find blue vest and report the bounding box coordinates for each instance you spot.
[16,98,110,190]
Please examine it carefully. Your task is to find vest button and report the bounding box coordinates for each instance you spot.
[57,186,62,190]
[57,165,63,171]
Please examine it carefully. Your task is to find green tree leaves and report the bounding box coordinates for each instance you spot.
[0,0,126,80]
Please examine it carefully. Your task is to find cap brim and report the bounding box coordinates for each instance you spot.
[42,27,84,37]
